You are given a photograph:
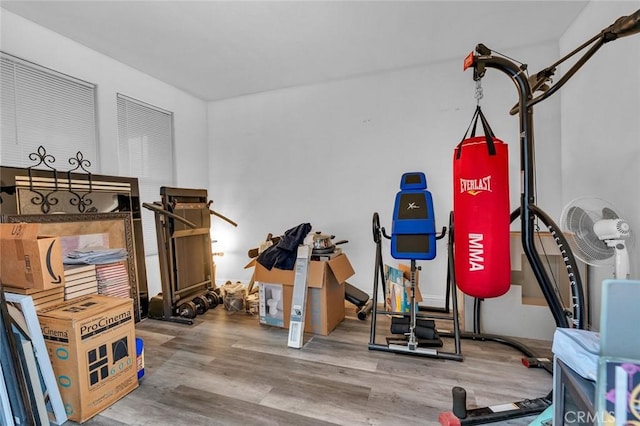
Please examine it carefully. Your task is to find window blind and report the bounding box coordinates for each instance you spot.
[117,94,175,256]
[0,52,98,168]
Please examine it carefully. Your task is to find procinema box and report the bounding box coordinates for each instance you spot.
[37,295,138,423]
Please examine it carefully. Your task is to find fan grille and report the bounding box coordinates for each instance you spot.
[563,205,614,266]
[559,197,637,267]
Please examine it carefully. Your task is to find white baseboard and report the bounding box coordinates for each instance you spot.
[420,295,447,308]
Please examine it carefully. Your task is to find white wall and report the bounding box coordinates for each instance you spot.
[1,10,210,298]
[7,3,630,339]
[207,3,640,340]
[207,41,564,318]
[560,0,640,330]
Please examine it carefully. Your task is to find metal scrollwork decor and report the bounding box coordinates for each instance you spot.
[67,150,92,174]
[67,150,94,213]
[28,145,57,171]
[28,187,60,214]
[24,145,96,214]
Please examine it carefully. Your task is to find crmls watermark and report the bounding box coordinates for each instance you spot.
[564,410,618,423]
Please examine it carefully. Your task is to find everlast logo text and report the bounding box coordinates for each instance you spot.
[460,176,492,195]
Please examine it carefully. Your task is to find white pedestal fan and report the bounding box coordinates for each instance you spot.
[561,197,635,280]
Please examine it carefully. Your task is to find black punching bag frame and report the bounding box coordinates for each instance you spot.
[439,8,640,426]
[465,8,640,331]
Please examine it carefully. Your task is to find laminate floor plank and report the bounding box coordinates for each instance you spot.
[93,390,231,426]
[133,328,179,376]
[258,382,374,425]
[160,384,337,426]
[231,339,382,372]
[143,354,274,404]
[67,304,553,426]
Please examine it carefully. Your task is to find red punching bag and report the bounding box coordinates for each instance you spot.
[453,105,511,298]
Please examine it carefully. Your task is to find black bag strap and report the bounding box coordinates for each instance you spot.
[455,105,496,159]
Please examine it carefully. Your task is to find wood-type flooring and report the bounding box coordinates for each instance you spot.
[69,303,554,426]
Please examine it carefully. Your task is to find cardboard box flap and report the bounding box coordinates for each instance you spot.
[37,295,131,320]
[254,262,294,286]
[0,223,42,240]
[307,261,325,288]
[326,253,355,284]
[253,253,356,289]
[254,259,326,288]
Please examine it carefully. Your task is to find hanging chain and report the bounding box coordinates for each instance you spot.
[475,79,483,105]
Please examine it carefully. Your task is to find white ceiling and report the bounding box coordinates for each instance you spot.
[1,0,590,102]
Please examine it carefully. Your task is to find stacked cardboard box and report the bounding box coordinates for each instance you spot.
[0,223,66,290]
[37,295,138,423]
[3,285,65,310]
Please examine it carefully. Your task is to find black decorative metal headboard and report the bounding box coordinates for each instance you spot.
[1,145,149,320]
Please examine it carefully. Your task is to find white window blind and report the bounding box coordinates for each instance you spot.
[117,94,175,256]
[0,52,98,168]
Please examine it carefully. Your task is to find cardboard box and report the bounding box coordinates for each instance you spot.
[0,223,65,290]
[253,253,354,335]
[37,295,138,423]
[397,263,422,302]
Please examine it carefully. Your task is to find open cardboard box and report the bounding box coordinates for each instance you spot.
[0,223,66,290]
[249,253,354,335]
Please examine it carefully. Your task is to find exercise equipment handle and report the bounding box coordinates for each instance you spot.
[209,208,238,227]
[603,9,640,40]
[205,200,238,227]
[142,202,198,228]
[512,8,640,113]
